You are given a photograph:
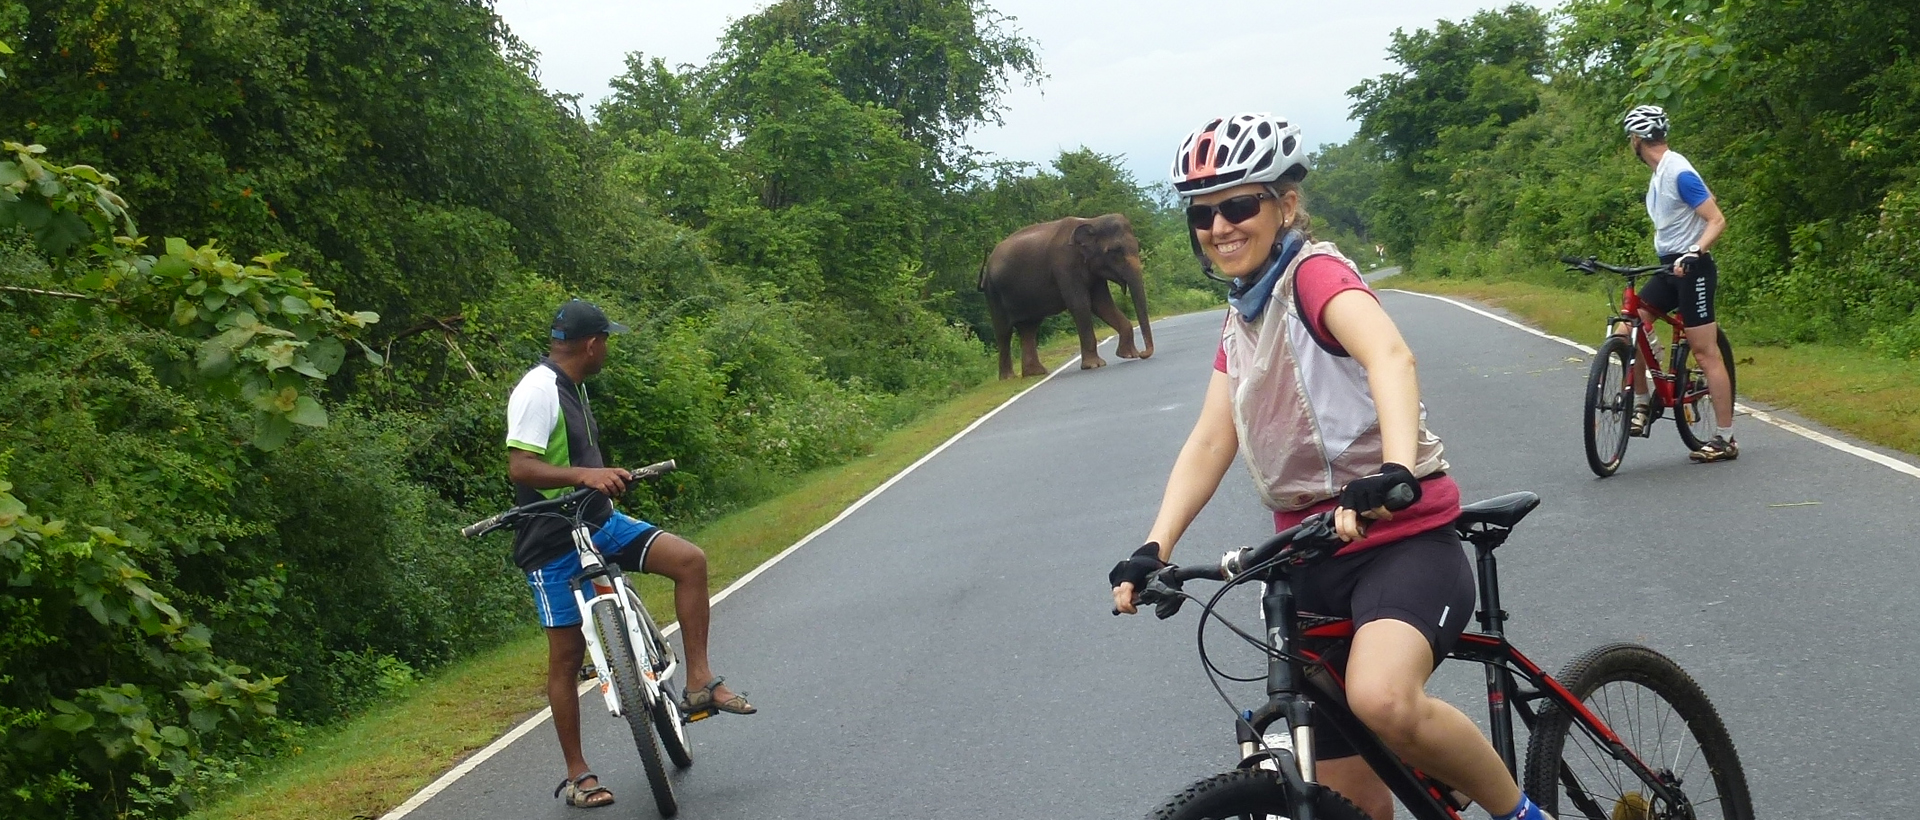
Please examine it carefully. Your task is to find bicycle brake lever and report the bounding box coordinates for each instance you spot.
[1287,517,1345,563]
[1145,570,1187,620]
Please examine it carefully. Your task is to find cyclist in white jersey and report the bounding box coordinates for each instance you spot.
[1622,105,1737,461]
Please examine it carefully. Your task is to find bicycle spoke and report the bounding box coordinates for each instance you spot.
[1567,680,1727,819]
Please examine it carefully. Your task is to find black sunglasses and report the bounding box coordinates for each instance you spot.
[1185,192,1275,231]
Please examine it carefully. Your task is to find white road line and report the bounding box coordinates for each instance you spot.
[379,337,1116,819]
[1386,288,1920,480]
[1736,406,1920,479]
[1387,288,1597,355]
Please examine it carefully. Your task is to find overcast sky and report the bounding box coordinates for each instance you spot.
[493,0,1508,185]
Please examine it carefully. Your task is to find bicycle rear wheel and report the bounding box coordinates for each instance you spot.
[1583,337,1634,477]
[1150,769,1368,820]
[1523,643,1753,820]
[1671,330,1737,451]
[591,599,678,817]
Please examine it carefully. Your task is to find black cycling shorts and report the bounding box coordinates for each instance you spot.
[1294,525,1476,760]
[1637,252,1718,327]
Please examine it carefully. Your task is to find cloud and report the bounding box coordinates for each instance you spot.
[492,0,1504,182]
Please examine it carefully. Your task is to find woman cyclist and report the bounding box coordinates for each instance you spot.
[1109,113,1552,820]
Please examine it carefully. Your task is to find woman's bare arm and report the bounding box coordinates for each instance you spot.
[1321,289,1421,469]
[1144,370,1239,560]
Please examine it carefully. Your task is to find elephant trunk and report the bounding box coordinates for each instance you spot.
[1130,271,1154,359]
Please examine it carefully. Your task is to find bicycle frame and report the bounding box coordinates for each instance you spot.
[565,520,678,718]
[1607,276,1690,408]
[1236,532,1687,820]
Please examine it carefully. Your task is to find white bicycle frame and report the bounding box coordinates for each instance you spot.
[568,523,679,718]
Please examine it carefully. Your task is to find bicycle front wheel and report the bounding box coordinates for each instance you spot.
[1584,337,1634,477]
[1523,643,1753,820]
[633,601,693,769]
[1671,329,1737,451]
[1150,769,1369,820]
[591,598,678,817]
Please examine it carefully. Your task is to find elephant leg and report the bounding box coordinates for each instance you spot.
[1017,323,1047,377]
[988,302,1016,380]
[1090,284,1141,359]
[1065,291,1107,370]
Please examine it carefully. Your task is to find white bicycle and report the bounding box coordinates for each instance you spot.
[462,459,692,817]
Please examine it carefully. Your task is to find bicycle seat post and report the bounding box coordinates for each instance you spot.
[1464,527,1510,637]
[1465,524,1522,773]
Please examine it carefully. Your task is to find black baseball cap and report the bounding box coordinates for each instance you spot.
[550,299,629,340]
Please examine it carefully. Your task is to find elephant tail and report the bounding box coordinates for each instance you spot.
[976,259,989,292]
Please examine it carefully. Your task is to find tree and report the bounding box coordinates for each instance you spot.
[1346,4,1552,258]
[712,0,1041,161]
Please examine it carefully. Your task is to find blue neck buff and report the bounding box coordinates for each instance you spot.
[1227,229,1306,321]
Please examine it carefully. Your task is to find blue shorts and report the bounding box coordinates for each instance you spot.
[525,512,663,628]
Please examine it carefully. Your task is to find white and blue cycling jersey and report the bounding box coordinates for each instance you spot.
[1647,150,1713,256]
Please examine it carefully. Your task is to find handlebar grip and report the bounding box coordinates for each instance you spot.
[1385,483,1417,512]
[630,459,677,479]
[460,514,503,538]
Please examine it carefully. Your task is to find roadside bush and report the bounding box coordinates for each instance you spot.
[1736,182,1920,356]
[229,411,527,723]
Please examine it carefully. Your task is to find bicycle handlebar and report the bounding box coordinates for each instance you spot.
[459,459,680,538]
[1117,483,1415,618]
[1560,255,1670,276]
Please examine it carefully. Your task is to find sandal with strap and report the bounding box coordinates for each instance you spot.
[554,771,614,808]
[681,676,756,719]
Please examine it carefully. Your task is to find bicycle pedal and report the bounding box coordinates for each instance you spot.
[684,707,717,723]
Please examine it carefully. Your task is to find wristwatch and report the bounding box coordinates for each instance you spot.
[1684,243,1708,256]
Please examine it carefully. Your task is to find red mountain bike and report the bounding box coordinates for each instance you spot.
[1563,256,1736,477]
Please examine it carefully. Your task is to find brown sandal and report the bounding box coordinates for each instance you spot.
[554,771,614,808]
[681,676,756,717]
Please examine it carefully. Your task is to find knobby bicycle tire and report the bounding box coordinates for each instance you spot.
[591,598,679,817]
[633,600,693,769]
[1671,330,1737,451]
[1149,768,1370,820]
[1584,337,1634,477]
[1522,643,1753,820]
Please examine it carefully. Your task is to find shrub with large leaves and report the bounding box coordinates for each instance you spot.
[0,480,279,818]
[0,141,378,448]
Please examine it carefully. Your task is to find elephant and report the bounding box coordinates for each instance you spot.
[977,214,1154,379]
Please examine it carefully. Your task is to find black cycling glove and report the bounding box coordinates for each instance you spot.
[1108,542,1166,590]
[1337,463,1421,514]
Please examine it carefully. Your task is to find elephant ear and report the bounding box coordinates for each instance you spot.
[1070,221,1095,246]
[1070,222,1099,264]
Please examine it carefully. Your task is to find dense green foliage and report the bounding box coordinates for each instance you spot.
[1315,0,1920,357]
[0,1,1201,816]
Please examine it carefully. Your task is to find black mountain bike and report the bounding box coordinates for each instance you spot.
[1127,492,1753,820]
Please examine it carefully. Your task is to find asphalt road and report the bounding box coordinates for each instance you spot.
[400,292,1920,819]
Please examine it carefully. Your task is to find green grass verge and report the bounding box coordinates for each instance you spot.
[188,336,1094,820]
[1386,273,1920,456]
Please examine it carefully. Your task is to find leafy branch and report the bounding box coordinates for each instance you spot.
[0,141,381,448]
[1620,0,1738,103]
[0,480,279,779]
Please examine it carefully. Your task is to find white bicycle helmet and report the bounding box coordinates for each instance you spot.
[1622,105,1669,139]
[1171,113,1309,200]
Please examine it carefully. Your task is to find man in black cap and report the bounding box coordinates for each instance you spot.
[505,298,755,808]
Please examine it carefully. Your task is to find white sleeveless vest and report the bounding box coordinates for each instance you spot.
[1222,242,1448,512]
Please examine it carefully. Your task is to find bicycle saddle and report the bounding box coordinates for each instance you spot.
[1456,491,1541,529]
